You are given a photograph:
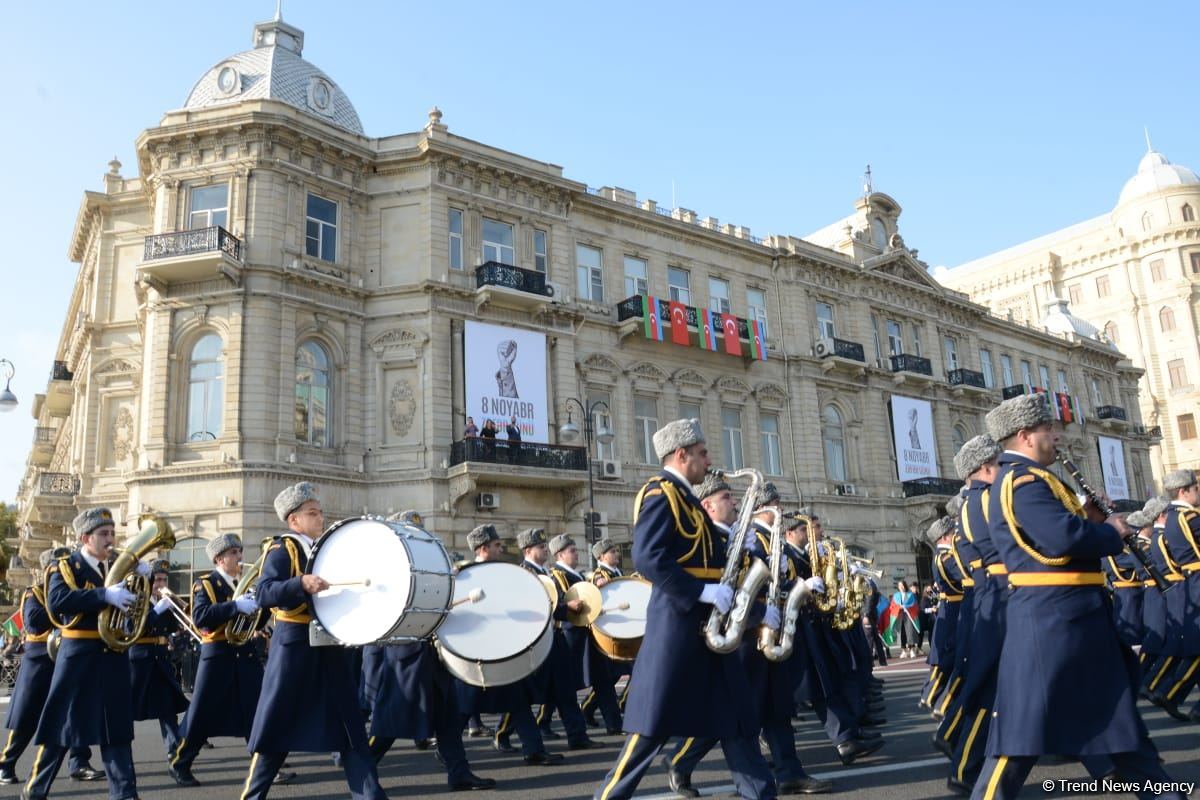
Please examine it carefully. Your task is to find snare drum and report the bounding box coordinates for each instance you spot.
[308,517,453,646]
[591,576,652,661]
[434,561,553,688]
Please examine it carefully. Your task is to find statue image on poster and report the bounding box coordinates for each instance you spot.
[907,408,922,449]
[496,339,519,398]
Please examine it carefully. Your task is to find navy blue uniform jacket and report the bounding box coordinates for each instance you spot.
[129,606,189,720]
[1159,502,1200,655]
[4,589,53,732]
[187,569,264,738]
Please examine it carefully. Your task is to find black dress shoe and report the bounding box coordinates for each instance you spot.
[493,736,517,753]
[0,768,20,785]
[1190,708,1200,723]
[467,725,494,738]
[1160,697,1191,721]
[168,764,201,787]
[450,772,497,790]
[665,762,700,798]
[947,777,972,796]
[930,708,945,722]
[70,766,105,781]
[931,733,953,758]
[273,771,297,785]
[836,737,884,765]
[538,726,562,740]
[523,751,564,766]
[415,738,435,750]
[778,775,834,794]
[568,736,603,750]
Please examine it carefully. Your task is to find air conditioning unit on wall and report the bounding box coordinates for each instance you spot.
[478,492,500,509]
[814,338,835,358]
[598,460,622,480]
[546,281,570,303]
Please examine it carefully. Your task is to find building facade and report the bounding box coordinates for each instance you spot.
[941,147,1200,483]
[9,15,1151,596]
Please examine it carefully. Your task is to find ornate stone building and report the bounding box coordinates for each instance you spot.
[9,14,1151,595]
[941,147,1200,483]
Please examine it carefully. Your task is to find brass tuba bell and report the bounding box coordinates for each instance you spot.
[98,515,177,652]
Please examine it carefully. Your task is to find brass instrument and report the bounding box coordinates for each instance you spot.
[703,467,772,654]
[157,587,203,643]
[226,537,274,647]
[828,536,860,631]
[806,520,839,615]
[758,510,810,662]
[98,516,177,652]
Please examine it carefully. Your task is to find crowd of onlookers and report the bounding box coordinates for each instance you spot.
[861,579,939,667]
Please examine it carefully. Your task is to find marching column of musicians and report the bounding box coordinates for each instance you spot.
[3,398,1197,798]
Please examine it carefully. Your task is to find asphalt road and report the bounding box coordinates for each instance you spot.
[2,663,1197,799]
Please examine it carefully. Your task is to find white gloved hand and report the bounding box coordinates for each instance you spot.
[763,605,782,631]
[104,585,136,611]
[699,583,735,615]
[153,597,173,615]
[234,596,258,615]
[805,576,826,594]
[135,560,153,578]
[850,563,865,576]
[836,598,845,612]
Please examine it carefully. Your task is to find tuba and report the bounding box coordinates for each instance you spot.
[758,511,810,662]
[807,520,839,615]
[225,537,273,647]
[703,467,772,654]
[98,515,177,652]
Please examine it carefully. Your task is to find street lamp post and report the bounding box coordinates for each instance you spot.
[0,359,18,413]
[558,397,615,570]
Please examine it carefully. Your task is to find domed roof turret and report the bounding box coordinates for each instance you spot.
[182,14,363,135]
[1040,298,1109,346]
[1117,148,1200,206]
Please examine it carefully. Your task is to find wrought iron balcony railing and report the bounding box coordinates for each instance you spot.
[34,427,54,444]
[889,354,933,376]
[901,477,965,498]
[1096,405,1128,421]
[51,360,73,382]
[948,368,987,389]
[474,261,552,297]
[1001,384,1026,400]
[450,438,588,471]
[143,226,242,262]
[37,472,79,496]
[818,337,866,362]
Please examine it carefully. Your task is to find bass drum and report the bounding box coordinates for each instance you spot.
[308,517,453,646]
[591,576,652,661]
[435,561,552,688]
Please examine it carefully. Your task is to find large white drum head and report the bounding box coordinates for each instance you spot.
[437,562,549,662]
[594,578,652,640]
[311,519,416,646]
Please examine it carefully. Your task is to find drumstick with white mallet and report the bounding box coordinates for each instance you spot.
[582,601,631,615]
[450,588,486,608]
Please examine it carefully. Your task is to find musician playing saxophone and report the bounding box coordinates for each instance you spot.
[593,418,776,800]
[24,508,148,800]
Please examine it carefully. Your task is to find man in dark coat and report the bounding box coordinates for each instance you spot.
[129,562,188,759]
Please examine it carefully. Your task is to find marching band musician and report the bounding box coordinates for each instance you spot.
[0,549,99,786]
[1140,496,1175,702]
[1102,511,1150,661]
[239,482,387,800]
[169,534,270,787]
[921,517,963,717]
[593,418,777,800]
[580,538,627,734]
[361,511,496,790]
[129,561,188,760]
[1152,469,1200,721]
[23,507,150,800]
[969,394,1183,800]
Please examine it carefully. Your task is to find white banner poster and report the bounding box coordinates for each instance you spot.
[890,395,939,481]
[464,321,548,443]
[1096,435,1130,501]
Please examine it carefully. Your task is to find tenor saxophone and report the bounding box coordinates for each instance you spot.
[759,511,811,662]
[807,522,839,614]
[703,467,771,654]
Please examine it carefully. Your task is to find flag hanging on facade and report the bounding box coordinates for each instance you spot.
[643,296,663,341]
[721,313,742,356]
[699,309,719,351]
[668,301,691,346]
[750,320,767,361]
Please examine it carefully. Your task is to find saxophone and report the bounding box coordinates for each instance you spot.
[226,537,274,647]
[98,515,177,652]
[828,536,860,631]
[703,467,772,654]
[807,522,839,614]
[759,511,811,662]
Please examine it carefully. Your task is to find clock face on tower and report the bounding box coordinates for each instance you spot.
[309,78,333,113]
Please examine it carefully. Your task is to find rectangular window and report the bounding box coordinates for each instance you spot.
[623,256,648,298]
[1020,360,1033,386]
[448,208,463,270]
[1150,259,1165,281]
[305,193,338,261]
[980,349,995,388]
[1096,275,1110,298]
[678,400,701,423]
[816,302,836,340]
[760,413,782,476]
[482,218,515,265]
[1056,369,1069,394]
[1180,413,1197,441]
[576,244,604,302]
[587,390,615,460]
[709,278,731,314]
[1039,365,1051,390]
[1090,377,1104,406]
[668,266,691,305]
[634,396,659,465]
[747,289,769,338]
[871,315,882,361]
[533,229,548,273]
[886,319,903,356]
[1001,354,1014,386]
[189,184,228,230]
[943,336,959,371]
[721,407,744,471]
[1068,284,1082,305]
[911,323,923,356]
[1191,253,1200,274]
[1168,358,1188,389]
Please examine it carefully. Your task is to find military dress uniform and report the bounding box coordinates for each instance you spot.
[1142,507,1176,696]
[128,598,188,758]
[543,545,608,745]
[581,557,631,730]
[1154,498,1200,713]
[929,505,982,717]
[1102,536,1149,653]
[922,536,966,711]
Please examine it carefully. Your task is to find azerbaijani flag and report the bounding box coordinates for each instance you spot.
[749,320,767,361]
[668,301,691,346]
[699,309,719,351]
[643,296,663,341]
[2,609,23,639]
[721,313,742,356]
[879,590,921,647]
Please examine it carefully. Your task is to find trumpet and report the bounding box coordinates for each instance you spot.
[703,467,771,654]
[157,587,203,643]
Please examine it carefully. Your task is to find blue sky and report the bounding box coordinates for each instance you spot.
[1,1,1197,499]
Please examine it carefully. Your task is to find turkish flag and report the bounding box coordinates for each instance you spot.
[669,301,691,346]
[722,313,742,356]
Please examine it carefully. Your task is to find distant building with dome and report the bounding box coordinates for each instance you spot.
[9,12,1151,596]
[941,145,1200,483]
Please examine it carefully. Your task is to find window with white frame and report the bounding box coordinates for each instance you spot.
[709,277,731,314]
[721,407,744,471]
[1020,360,1033,386]
[1001,354,1014,386]
[295,341,332,447]
[587,390,615,460]
[576,244,604,302]
[678,400,701,424]
[1149,259,1165,282]
[623,256,647,297]
[816,302,835,340]
[1068,284,1082,306]
[1160,306,1177,332]
[760,413,782,476]
[943,336,959,371]
[1095,275,1110,298]
[634,396,659,464]
[305,193,337,261]
[871,315,882,361]
[533,229,548,273]
[911,323,923,356]
[1039,365,1051,390]
[448,208,463,270]
[951,424,968,454]
[1090,377,1104,406]
[186,334,224,441]
[980,349,995,388]
[821,405,847,482]
[1168,358,1188,389]
[188,184,229,230]
[746,288,768,338]
[668,266,691,305]
[1056,369,1070,394]
[886,319,903,356]
[482,218,515,265]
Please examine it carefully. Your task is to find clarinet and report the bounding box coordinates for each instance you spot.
[1055,451,1171,593]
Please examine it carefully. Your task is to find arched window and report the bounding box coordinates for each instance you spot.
[186,334,223,440]
[951,424,968,454]
[1183,204,1195,223]
[1160,306,1176,332]
[870,218,888,250]
[821,405,847,482]
[166,537,209,597]
[1103,322,1119,344]
[295,341,332,446]
[1141,211,1153,232]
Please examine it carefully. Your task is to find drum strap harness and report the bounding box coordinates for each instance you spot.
[273,537,313,624]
